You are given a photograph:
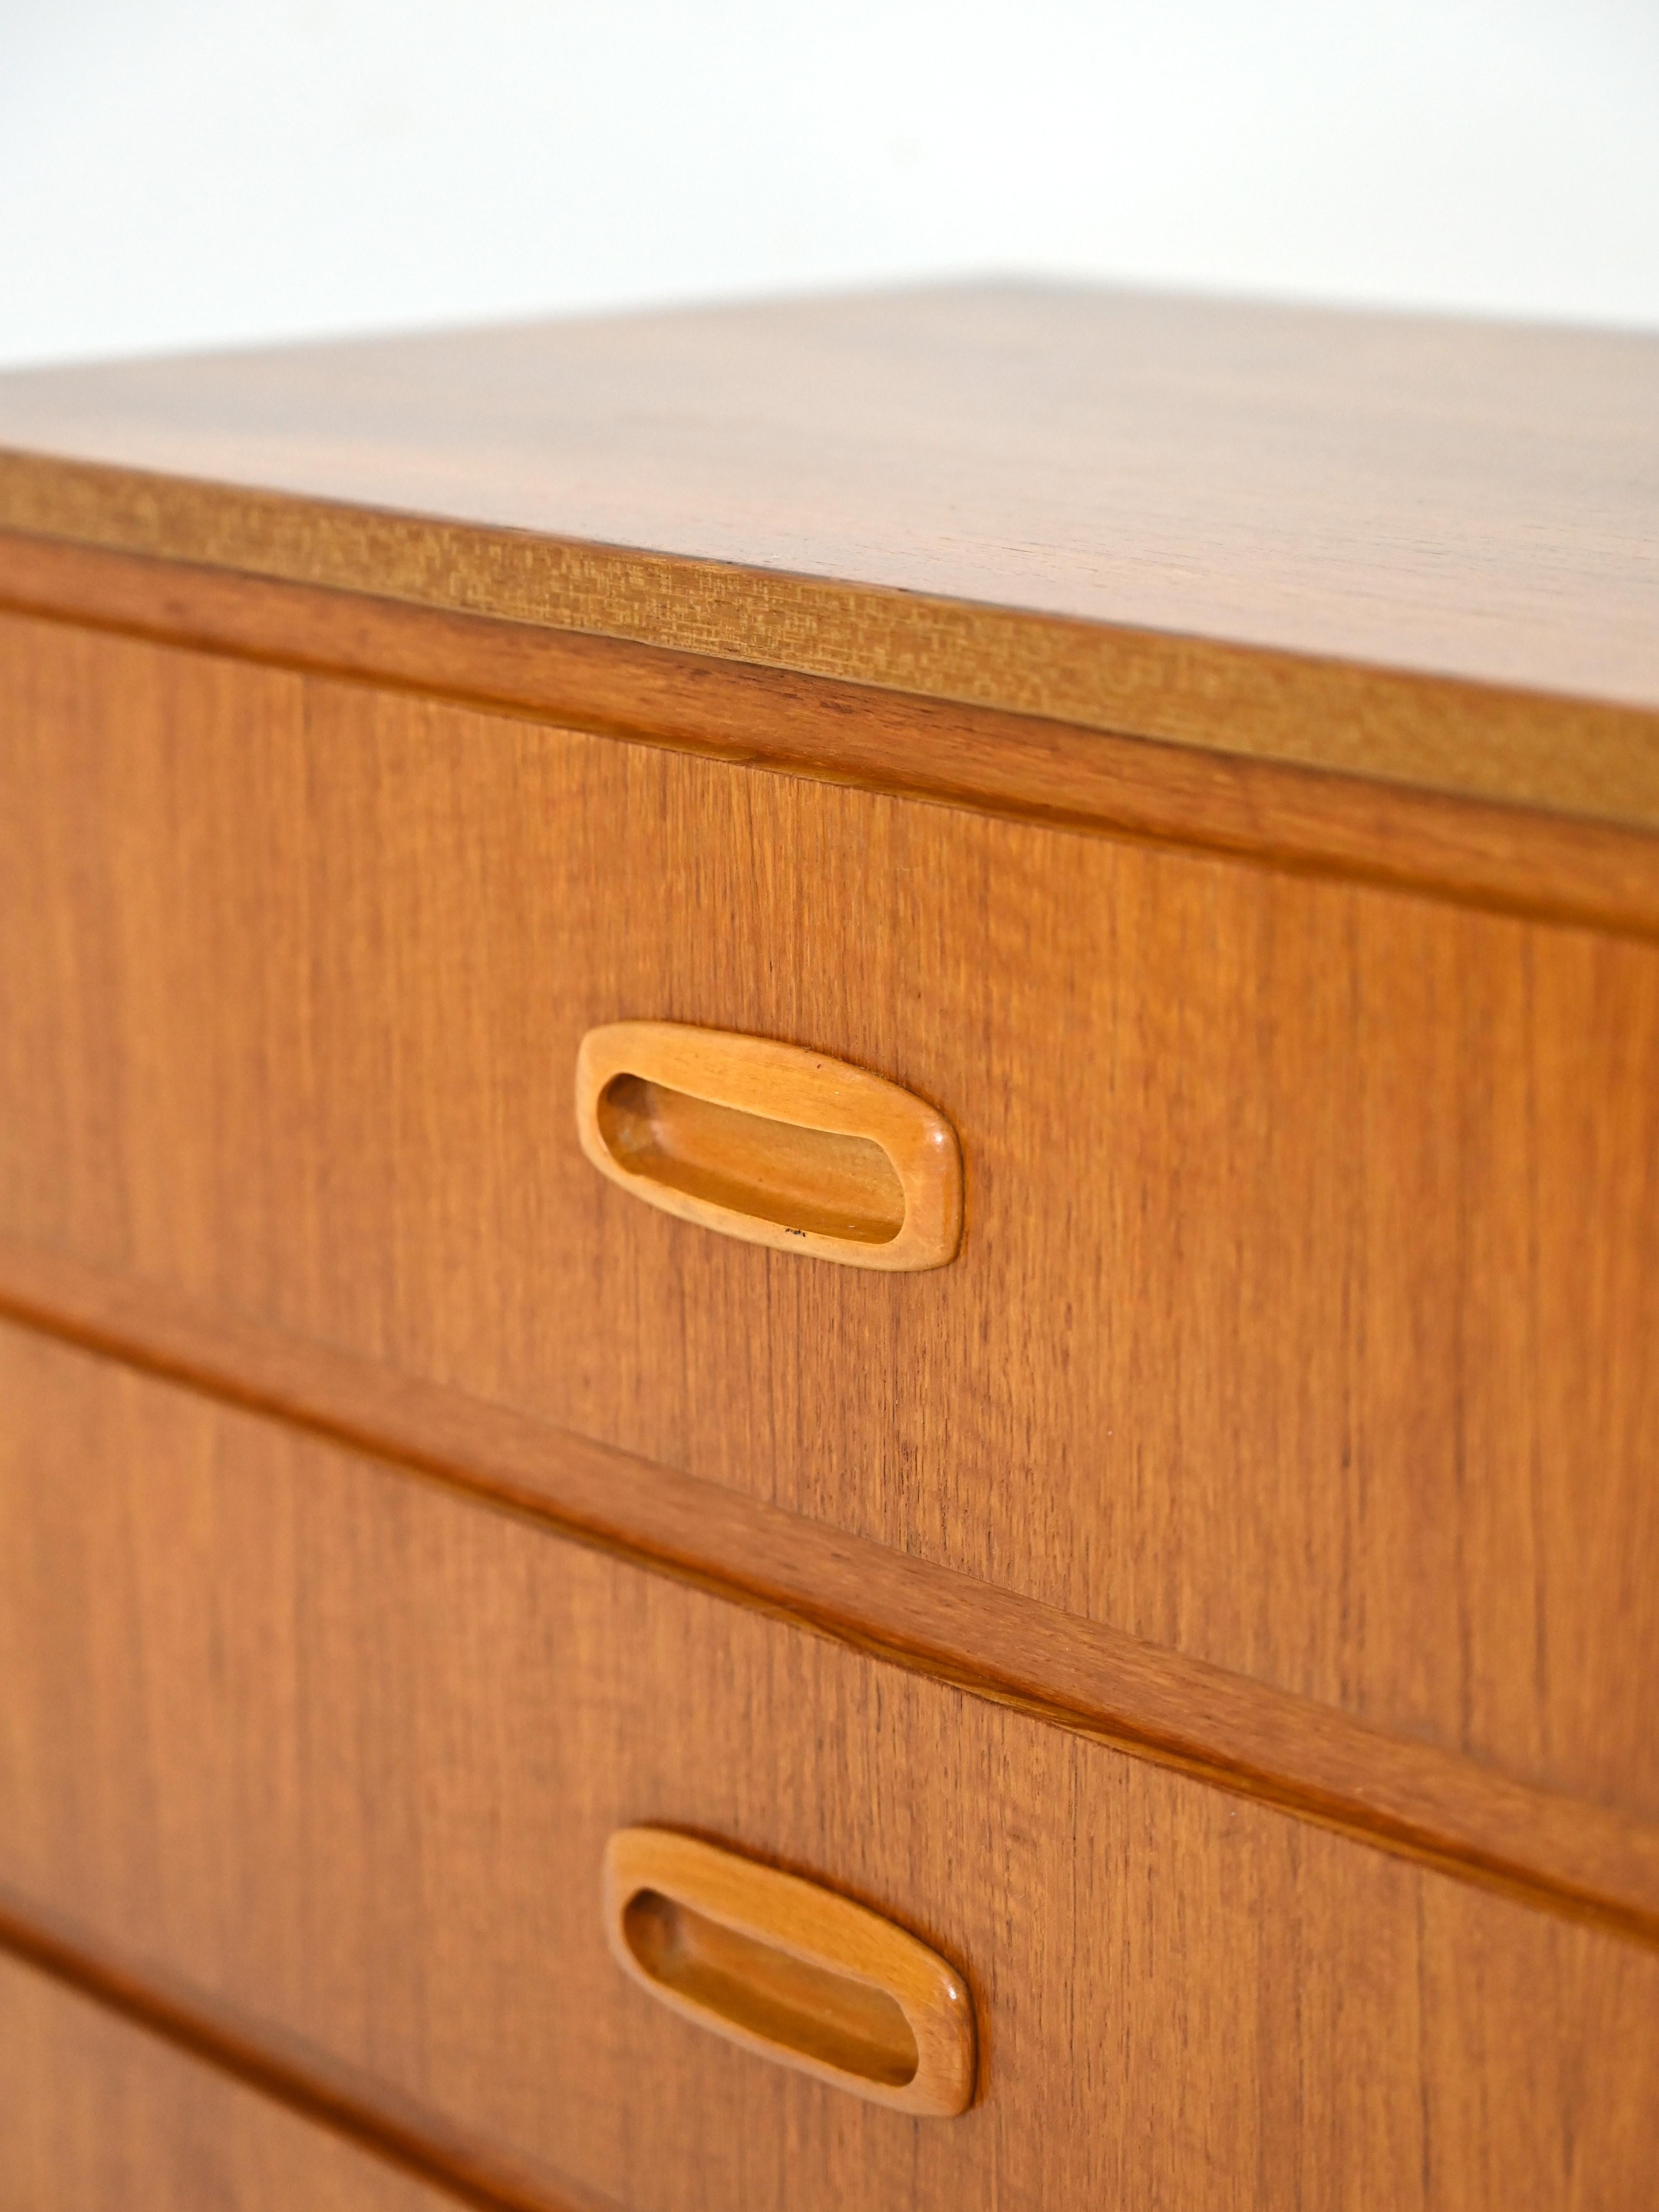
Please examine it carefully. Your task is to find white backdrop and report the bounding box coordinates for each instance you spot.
[4,0,1657,367]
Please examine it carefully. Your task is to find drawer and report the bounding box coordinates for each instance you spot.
[4,615,1659,1824]
[2,1320,1656,2212]
[0,1947,455,2212]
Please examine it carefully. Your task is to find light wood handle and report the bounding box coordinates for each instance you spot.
[574,1022,962,1270]
[602,1828,976,2117]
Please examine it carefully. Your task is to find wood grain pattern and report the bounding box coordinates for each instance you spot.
[0,1898,620,2212]
[0,1948,470,2212]
[3,1232,1656,1947]
[3,615,1656,1831]
[0,282,1655,700]
[7,539,1659,944]
[2,1323,1657,2212]
[2,282,1658,824]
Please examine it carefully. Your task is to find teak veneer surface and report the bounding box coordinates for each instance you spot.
[8,535,1659,943]
[2,283,1658,829]
[0,1949,466,2212]
[4,1228,1656,1948]
[3,615,1657,1831]
[2,1324,1657,2212]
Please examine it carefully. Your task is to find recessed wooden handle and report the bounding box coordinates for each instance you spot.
[574,1022,962,1270]
[602,1829,975,2116]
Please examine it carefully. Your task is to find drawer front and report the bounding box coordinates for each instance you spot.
[2,1322,1656,2212]
[0,1948,455,2212]
[3,613,1659,1823]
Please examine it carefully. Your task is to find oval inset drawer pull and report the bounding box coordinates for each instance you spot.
[574,1022,962,1270]
[602,1828,975,2116]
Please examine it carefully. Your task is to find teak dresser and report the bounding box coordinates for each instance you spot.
[1,284,1657,2210]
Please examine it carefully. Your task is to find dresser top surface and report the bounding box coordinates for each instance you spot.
[1,281,1655,707]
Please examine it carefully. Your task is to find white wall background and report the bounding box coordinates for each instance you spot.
[4,0,1658,368]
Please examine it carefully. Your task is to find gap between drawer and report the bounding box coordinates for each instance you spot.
[2,1227,1657,1955]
